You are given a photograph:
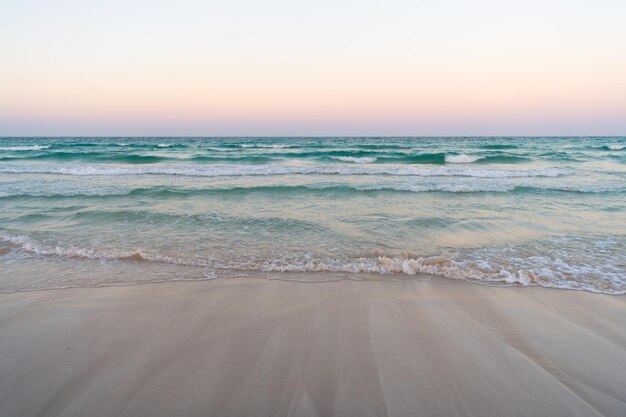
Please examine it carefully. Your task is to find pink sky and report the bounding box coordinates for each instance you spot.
[1,0,625,135]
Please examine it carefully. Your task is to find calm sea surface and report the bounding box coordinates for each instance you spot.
[1,137,624,293]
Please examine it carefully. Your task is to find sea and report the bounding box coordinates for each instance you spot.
[0,137,624,294]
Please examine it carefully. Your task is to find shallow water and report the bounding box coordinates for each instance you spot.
[1,137,624,293]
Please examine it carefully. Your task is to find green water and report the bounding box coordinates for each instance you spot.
[1,137,624,293]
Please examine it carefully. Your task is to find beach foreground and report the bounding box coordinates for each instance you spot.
[1,277,625,417]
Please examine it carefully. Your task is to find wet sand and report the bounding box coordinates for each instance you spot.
[1,276,625,417]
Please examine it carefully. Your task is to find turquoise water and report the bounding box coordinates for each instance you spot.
[1,137,625,294]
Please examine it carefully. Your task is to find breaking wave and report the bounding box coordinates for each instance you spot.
[331,156,378,163]
[1,233,624,294]
[445,154,483,163]
[0,164,567,178]
[1,182,622,200]
[0,145,50,151]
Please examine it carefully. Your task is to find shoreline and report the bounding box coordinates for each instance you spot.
[1,276,625,416]
[2,271,625,296]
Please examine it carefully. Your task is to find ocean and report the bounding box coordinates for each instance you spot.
[0,137,624,294]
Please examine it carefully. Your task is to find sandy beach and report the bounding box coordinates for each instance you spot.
[4,0,626,413]
[0,276,624,417]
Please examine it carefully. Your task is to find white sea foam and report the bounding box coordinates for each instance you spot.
[0,234,207,266]
[0,164,567,178]
[358,183,517,193]
[304,183,518,193]
[607,144,625,150]
[240,144,290,148]
[2,181,622,199]
[0,179,626,198]
[332,156,378,163]
[0,145,50,151]
[206,147,234,152]
[246,255,625,294]
[2,233,624,294]
[445,154,483,163]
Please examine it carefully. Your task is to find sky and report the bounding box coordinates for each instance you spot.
[1,0,625,136]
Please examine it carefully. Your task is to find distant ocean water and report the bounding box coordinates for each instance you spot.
[0,137,624,294]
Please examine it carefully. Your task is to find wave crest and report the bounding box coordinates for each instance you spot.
[445,154,482,163]
[332,156,377,163]
[0,164,567,178]
[0,145,50,151]
[2,233,624,294]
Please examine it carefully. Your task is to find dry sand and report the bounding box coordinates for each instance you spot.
[0,276,625,417]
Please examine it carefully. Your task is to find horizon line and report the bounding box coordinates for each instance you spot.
[1,135,624,139]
